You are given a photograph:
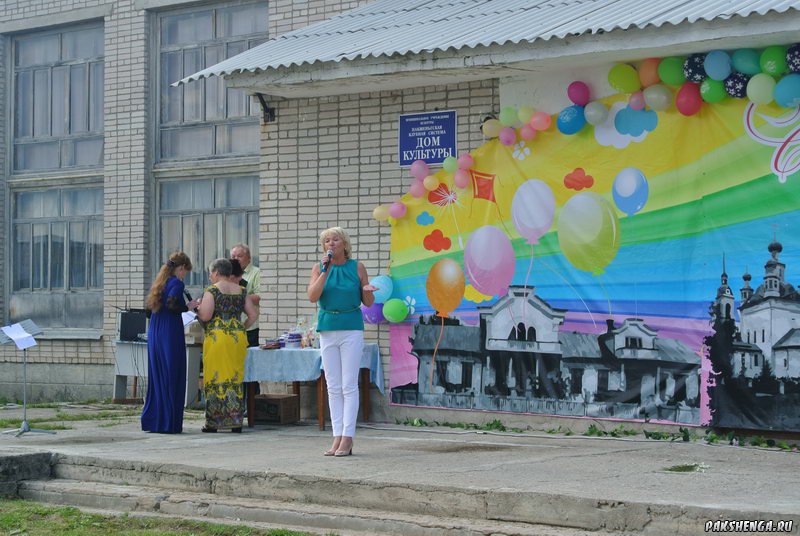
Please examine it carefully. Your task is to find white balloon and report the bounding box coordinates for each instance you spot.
[643,84,672,111]
[584,102,608,126]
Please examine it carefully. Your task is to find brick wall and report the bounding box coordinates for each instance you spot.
[269,0,369,35]
[260,80,499,397]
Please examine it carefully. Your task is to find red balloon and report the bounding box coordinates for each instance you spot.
[567,81,591,106]
[676,82,702,116]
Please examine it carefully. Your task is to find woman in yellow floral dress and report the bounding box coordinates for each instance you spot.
[197,258,257,432]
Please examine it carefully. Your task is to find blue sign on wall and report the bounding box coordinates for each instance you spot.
[398,110,457,167]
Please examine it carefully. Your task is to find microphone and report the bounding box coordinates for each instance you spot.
[321,250,333,273]
[184,290,193,302]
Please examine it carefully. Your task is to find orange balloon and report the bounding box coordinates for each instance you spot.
[426,258,465,318]
[638,58,661,88]
[423,175,440,191]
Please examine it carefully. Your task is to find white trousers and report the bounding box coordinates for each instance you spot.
[319,330,363,438]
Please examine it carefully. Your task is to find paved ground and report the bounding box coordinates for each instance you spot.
[1,403,799,534]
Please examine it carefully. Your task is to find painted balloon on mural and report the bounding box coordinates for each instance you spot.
[370,275,394,303]
[426,258,465,318]
[464,226,516,296]
[511,179,555,244]
[557,192,620,275]
[612,167,649,216]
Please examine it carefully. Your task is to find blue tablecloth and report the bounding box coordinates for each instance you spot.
[244,343,384,394]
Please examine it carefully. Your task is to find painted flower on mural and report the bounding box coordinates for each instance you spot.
[564,168,594,191]
[403,296,416,315]
[512,141,531,160]
[423,229,451,252]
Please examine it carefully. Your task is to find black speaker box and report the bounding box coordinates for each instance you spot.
[119,310,147,341]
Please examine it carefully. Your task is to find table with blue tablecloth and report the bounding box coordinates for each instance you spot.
[244,343,383,429]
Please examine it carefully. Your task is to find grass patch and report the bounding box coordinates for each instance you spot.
[398,418,525,434]
[664,462,709,473]
[583,424,638,438]
[0,420,72,431]
[0,498,321,536]
[644,427,695,442]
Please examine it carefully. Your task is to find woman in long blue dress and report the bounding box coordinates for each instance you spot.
[141,251,200,433]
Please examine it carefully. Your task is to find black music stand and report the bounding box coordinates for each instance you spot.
[1,320,56,437]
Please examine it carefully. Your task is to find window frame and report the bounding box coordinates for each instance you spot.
[10,22,105,174]
[156,174,259,291]
[154,0,267,163]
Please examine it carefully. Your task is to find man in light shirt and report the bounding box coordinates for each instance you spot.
[230,243,261,348]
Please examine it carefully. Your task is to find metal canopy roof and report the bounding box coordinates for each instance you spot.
[178,0,800,85]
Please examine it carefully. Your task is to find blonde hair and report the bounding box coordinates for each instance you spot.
[146,251,192,313]
[319,227,352,259]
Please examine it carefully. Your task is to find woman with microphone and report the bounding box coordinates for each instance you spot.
[308,227,377,457]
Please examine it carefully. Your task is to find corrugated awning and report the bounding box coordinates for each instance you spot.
[177,0,800,86]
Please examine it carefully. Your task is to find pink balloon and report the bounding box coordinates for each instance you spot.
[457,153,474,170]
[676,82,702,116]
[499,127,517,146]
[567,81,591,106]
[389,201,407,219]
[629,91,645,110]
[454,169,471,189]
[410,160,430,180]
[409,180,426,198]
[530,112,552,131]
[519,125,537,141]
[511,180,555,245]
[464,226,515,297]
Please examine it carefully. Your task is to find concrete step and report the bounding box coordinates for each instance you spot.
[42,453,800,536]
[18,478,599,536]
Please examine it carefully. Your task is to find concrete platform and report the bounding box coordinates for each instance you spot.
[1,408,799,535]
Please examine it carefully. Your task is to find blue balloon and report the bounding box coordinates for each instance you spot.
[732,49,761,75]
[774,74,800,108]
[556,105,586,135]
[370,275,394,303]
[704,50,731,81]
[612,167,649,217]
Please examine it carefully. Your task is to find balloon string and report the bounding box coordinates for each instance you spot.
[429,315,445,392]
[597,276,613,318]
[450,202,464,250]
[523,244,535,328]
[539,258,597,329]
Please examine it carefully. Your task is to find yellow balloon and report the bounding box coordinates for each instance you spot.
[557,192,620,275]
[373,204,390,222]
[517,106,535,124]
[426,258,465,317]
[423,175,440,191]
[481,119,502,138]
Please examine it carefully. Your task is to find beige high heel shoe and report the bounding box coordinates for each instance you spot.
[324,436,342,456]
[334,437,353,457]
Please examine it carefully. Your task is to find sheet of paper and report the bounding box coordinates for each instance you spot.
[182,311,198,327]
[1,323,37,350]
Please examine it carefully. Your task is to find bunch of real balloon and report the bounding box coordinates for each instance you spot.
[482,106,552,147]
[372,154,476,223]
[360,275,410,324]
[607,44,800,117]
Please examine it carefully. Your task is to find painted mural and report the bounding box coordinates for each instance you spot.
[371,48,800,432]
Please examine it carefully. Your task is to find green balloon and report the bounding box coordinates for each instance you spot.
[382,298,409,323]
[557,192,620,275]
[732,49,761,75]
[760,46,788,76]
[442,156,458,174]
[608,64,640,93]
[700,78,727,103]
[657,57,686,86]
[499,106,518,127]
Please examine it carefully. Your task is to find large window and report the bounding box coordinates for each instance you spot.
[12,25,104,171]
[10,187,103,329]
[158,3,267,161]
[159,176,259,287]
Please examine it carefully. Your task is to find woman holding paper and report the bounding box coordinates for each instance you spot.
[141,251,200,434]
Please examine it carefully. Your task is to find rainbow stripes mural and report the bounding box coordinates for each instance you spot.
[386,95,800,431]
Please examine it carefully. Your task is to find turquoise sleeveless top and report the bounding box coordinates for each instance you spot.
[317,258,364,331]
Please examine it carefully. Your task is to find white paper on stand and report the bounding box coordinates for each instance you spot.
[182,311,198,327]
[1,323,37,350]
